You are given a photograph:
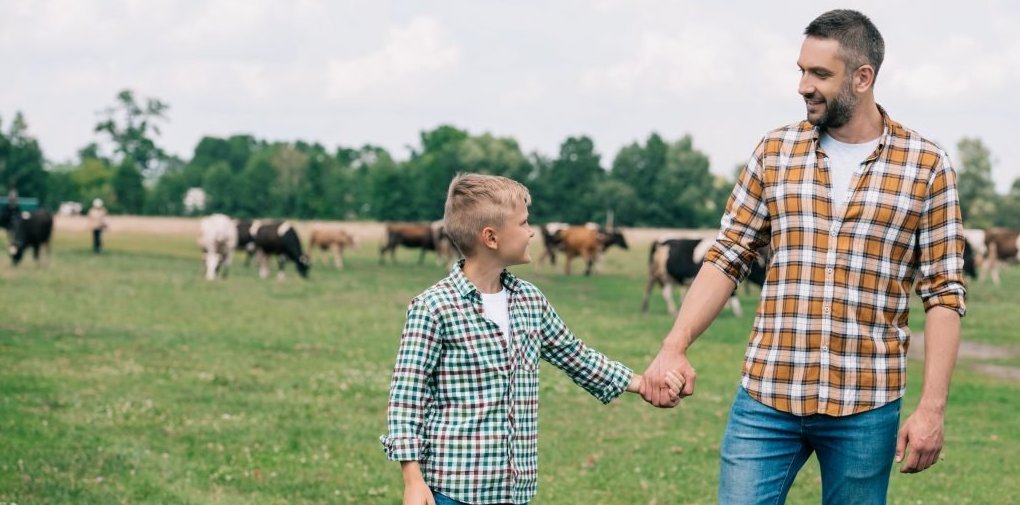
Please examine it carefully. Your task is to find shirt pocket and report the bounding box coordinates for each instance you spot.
[518,329,542,372]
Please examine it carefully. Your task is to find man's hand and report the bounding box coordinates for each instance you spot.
[640,345,697,408]
[895,407,945,473]
[401,462,435,505]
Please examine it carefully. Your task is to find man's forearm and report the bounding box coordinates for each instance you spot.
[918,306,961,413]
[663,263,738,352]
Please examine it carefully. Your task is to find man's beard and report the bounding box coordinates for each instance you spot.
[806,77,857,128]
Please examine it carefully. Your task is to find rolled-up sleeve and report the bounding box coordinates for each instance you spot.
[379,297,442,461]
[914,154,967,316]
[704,138,772,285]
[538,298,632,404]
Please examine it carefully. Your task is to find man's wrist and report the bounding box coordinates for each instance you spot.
[916,398,947,415]
[663,330,691,353]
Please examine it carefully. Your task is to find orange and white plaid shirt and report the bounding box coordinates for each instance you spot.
[704,107,967,417]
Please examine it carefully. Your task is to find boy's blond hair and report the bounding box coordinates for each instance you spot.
[443,173,531,256]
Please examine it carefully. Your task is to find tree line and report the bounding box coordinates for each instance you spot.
[2,90,1018,229]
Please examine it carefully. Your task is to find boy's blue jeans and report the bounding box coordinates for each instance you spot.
[433,491,524,505]
[718,386,901,505]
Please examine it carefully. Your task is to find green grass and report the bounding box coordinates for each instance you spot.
[1,228,1018,504]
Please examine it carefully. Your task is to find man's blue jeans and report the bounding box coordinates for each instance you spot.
[718,386,901,505]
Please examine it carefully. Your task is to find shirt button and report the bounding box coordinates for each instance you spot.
[821,345,829,352]
[822,305,830,313]
[826,268,834,275]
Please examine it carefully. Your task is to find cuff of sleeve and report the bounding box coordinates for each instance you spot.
[596,364,634,405]
[922,292,967,317]
[379,435,423,461]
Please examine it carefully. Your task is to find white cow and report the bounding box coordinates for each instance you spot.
[198,214,239,280]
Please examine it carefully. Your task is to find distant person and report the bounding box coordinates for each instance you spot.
[381,173,684,505]
[87,198,108,253]
[640,9,967,504]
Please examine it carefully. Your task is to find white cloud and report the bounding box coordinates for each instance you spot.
[326,17,460,101]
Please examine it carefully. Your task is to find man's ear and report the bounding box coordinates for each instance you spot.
[855,64,876,93]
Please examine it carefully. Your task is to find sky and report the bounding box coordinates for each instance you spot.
[3,0,1019,192]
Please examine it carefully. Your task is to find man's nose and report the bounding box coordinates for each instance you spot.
[798,74,814,97]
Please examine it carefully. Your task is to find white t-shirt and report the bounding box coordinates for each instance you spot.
[481,289,511,342]
[819,132,881,208]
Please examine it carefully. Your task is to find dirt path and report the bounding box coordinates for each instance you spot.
[910,332,1020,382]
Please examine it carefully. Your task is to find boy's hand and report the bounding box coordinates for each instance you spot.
[401,461,435,505]
[631,372,686,407]
[403,479,435,505]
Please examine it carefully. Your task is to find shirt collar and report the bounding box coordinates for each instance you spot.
[449,259,522,299]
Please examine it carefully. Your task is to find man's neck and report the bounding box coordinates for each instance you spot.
[825,99,883,144]
[462,257,506,294]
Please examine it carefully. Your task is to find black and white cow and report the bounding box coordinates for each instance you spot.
[252,220,311,279]
[641,238,767,317]
[1,203,53,266]
[235,219,258,267]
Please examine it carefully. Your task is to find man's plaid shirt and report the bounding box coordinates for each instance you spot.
[704,107,967,417]
[381,262,633,504]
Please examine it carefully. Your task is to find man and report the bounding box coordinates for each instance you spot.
[641,10,966,504]
[87,198,108,253]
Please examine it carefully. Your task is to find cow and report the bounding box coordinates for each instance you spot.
[980,227,1020,285]
[379,221,453,266]
[235,219,258,267]
[308,225,356,269]
[641,238,768,318]
[197,214,238,280]
[557,226,629,276]
[252,221,311,280]
[1,203,53,266]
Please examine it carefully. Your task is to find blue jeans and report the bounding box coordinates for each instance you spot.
[433,492,523,505]
[433,492,467,505]
[718,386,901,505]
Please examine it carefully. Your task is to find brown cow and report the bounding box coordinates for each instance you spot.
[558,226,629,276]
[308,225,356,269]
[380,221,454,266]
[980,227,1020,285]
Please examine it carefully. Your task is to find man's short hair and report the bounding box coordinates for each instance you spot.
[443,173,531,256]
[805,9,885,79]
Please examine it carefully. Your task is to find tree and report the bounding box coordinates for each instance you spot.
[202,162,237,213]
[994,178,1020,228]
[94,89,170,178]
[956,137,997,229]
[0,112,48,202]
[112,160,146,213]
[537,136,605,223]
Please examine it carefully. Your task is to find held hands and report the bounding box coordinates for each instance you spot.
[630,371,687,408]
[640,347,697,408]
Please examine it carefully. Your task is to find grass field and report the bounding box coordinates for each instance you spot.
[1,225,1018,504]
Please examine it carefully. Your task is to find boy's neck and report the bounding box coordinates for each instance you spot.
[462,257,506,294]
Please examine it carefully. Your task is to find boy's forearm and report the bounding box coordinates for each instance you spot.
[400,460,426,484]
[625,373,642,393]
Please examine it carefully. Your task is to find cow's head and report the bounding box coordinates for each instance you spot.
[4,209,29,265]
[296,254,312,278]
[602,230,629,250]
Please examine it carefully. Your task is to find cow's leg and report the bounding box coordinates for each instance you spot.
[418,248,427,266]
[332,244,344,269]
[564,254,573,276]
[584,253,595,276]
[641,275,661,312]
[728,295,743,318]
[204,250,219,281]
[662,282,677,315]
[257,250,269,279]
[276,256,288,282]
[221,248,233,279]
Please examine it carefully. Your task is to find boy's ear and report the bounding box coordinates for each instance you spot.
[480,226,498,250]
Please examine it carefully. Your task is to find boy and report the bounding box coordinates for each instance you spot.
[381,173,683,505]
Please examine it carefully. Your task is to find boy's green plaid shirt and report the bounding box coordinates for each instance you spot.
[381,262,633,504]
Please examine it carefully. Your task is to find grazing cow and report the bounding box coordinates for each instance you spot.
[557,226,629,276]
[980,227,1020,285]
[380,221,453,266]
[1,204,53,266]
[537,222,630,270]
[308,225,356,268]
[252,221,311,279]
[197,214,238,280]
[641,238,768,317]
[235,219,258,267]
